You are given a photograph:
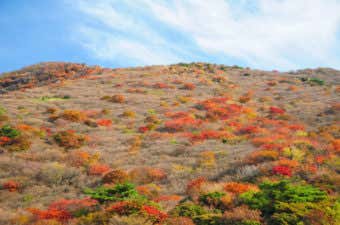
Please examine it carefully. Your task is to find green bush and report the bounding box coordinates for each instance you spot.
[194,213,222,225]
[300,77,325,85]
[84,183,140,203]
[0,106,6,116]
[199,191,225,207]
[0,125,21,138]
[172,202,207,218]
[240,180,328,224]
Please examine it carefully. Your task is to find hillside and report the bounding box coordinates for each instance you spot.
[0,62,339,225]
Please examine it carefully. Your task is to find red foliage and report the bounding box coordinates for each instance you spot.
[183,83,196,90]
[288,124,305,131]
[139,126,150,133]
[315,155,326,164]
[96,119,112,127]
[224,182,258,194]
[272,165,292,177]
[186,177,206,194]
[107,201,140,215]
[269,106,285,114]
[29,198,97,222]
[2,180,20,192]
[0,136,11,145]
[88,164,111,176]
[142,205,168,223]
[28,208,71,221]
[239,125,260,134]
[164,116,202,131]
[188,130,229,142]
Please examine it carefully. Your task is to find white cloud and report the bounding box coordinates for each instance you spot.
[70,0,340,70]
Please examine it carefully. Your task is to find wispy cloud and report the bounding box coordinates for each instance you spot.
[70,0,340,70]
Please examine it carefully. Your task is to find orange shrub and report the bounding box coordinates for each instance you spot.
[142,205,168,224]
[0,136,11,145]
[224,182,258,194]
[101,94,125,103]
[129,167,167,184]
[186,177,206,198]
[29,198,97,222]
[199,151,216,167]
[154,195,181,202]
[68,150,91,167]
[183,83,196,90]
[60,110,87,122]
[88,164,111,176]
[96,119,112,127]
[248,150,279,163]
[276,158,299,168]
[2,180,20,192]
[54,130,87,149]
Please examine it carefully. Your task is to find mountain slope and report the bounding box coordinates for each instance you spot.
[0,62,339,225]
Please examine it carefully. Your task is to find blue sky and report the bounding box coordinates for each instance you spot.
[1,0,340,73]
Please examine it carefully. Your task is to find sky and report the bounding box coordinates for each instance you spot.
[1,0,340,73]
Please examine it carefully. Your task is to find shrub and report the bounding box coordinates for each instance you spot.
[164,116,202,132]
[199,151,216,168]
[96,119,112,127]
[88,164,111,176]
[0,125,21,138]
[84,183,140,203]
[102,169,129,184]
[240,180,327,220]
[166,217,195,225]
[183,83,196,90]
[107,200,141,216]
[222,205,262,225]
[54,130,87,149]
[172,202,207,218]
[28,198,97,222]
[0,136,11,146]
[122,110,136,118]
[247,150,279,163]
[60,110,87,122]
[272,165,292,177]
[2,180,20,192]
[129,167,167,184]
[101,94,125,103]
[186,177,206,199]
[153,82,172,89]
[0,131,31,151]
[199,191,225,207]
[224,182,258,194]
[269,107,285,115]
[142,205,168,224]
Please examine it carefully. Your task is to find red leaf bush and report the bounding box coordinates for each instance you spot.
[224,182,258,194]
[2,180,20,192]
[96,119,112,127]
[269,106,285,115]
[88,164,111,176]
[29,198,97,222]
[142,205,168,223]
[164,116,202,132]
[272,165,292,177]
[183,83,196,90]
